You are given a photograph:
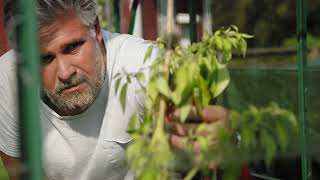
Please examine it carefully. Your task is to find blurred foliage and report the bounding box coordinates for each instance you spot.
[96,0,109,29]
[114,26,299,179]
[211,0,320,47]
[283,34,320,48]
[0,160,8,180]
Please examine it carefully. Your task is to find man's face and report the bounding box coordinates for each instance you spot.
[39,12,106,116]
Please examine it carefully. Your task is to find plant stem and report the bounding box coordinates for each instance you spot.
[183,165,199,180]
[155,51,171,130]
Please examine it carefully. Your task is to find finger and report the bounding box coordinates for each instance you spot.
[169,134,189,150]
[201,105,227,123]
[165,121,198,136]
[172,105,227,123]
[195,120,226,138]
[169,134,217,156]
[165,121,187,136]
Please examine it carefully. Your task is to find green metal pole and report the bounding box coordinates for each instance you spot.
[128,0,140,35]
[296,0,311,179]
[113,0,121,33]
[16,0,42,179]
[188,0,197,43]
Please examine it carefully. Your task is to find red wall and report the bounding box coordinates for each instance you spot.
[0,0,9,56]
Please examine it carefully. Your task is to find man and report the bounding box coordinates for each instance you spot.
[0,0,227,179]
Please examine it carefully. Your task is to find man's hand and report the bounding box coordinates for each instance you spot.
[165,105,228,168]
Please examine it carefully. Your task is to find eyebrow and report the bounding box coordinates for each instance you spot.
[60,38,86,51]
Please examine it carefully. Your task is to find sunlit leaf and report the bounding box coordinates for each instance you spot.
[241,33,254,39]
[156,77,171,97]
[136,72,145,81]
[222,38,232,51]
[120,83,128,112]
[179,103,192,123]
[214,36,223,50]
[213,62,230,97]
[144,45,154,63]
[113,72,121,80]
[115,78,121,94]
[128,113,142,133]
[198,76,210,107]
[239,38,247,56]
[231,25,238,32]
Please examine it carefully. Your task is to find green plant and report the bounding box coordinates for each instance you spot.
[115,26,298,179]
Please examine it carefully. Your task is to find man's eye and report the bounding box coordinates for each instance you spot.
[41,55,55,65]
[63,41,85,54]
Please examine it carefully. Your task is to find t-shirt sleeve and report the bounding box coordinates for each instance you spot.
[106,34,161,120]
[0,51,20,157]
[123,36,160,117]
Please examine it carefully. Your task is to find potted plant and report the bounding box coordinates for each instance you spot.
[114,26,298,179]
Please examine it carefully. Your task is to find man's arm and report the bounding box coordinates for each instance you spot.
[0,151,19,180]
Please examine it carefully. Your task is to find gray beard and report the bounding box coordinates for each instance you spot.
[41,72,104,116]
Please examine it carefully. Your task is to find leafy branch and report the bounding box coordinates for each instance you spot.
[115,26,298,179]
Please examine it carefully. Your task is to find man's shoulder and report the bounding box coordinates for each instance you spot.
[0,50,16,83]
[103,30,151,51]
[103,31,158,73]
[0,50,16,71]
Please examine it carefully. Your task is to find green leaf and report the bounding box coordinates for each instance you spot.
[173,65,191,105]
[222,38,232,51]
[276,122,288,152]
[213,62,230,97]
[156,77,171,97]
[193,87,203,113]
[197,135,209,152]
[115,78,122,94]
[241,33,254,39]
[126,75,131,83]
[239,38,247,56]
[261,131,276,167]
[128,113,142,133]
[198,76,210,107]
[144,45,154,63]
[229,37,239,48]
[214,36,223,50]
[231,25,238,32]
[113,72,121,80]
[147,79,159,100]
[179,103,192,123]
[210,83,217,98]
[241,126,253,149]
[223,51,232,62]
[120,83,128,112]
[136,72,145,81]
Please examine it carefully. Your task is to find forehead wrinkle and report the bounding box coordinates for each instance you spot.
[39,13,89,52]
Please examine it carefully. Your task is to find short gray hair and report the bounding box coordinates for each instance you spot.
[37,0,97,28]
[4,0,97,31]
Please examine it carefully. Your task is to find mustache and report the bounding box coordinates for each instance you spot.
[56,74,88,94]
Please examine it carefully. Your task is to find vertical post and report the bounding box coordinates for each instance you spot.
[188,0,197,43]
[16,0,42,179]
[203,0,212,34]
[141,0,158,40]
[296,0,311,179]
[128,0,140,35]
[113,0,121,33]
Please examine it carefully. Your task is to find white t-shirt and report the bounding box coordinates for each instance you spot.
[0,31,159,180]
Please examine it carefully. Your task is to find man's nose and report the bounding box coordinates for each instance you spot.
[56,56,76,81]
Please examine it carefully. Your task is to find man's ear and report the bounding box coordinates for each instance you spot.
[94,17,103,45]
